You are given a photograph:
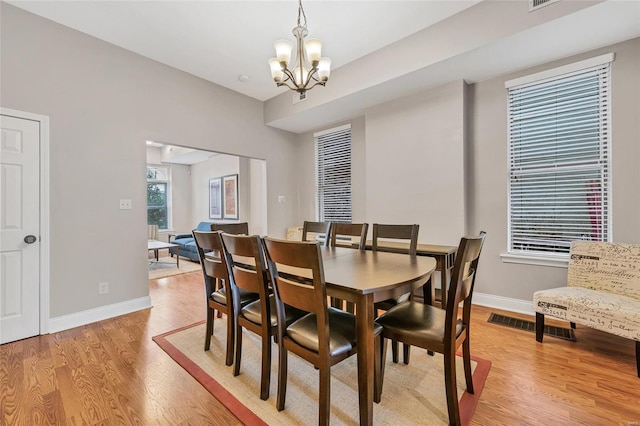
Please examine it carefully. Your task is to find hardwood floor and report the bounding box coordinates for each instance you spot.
[1,271,638,425]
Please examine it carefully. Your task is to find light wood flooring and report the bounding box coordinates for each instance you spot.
[1,271,638,425]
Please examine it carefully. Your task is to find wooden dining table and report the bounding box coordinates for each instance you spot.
[363,241,457,307]
[317,246,436,425]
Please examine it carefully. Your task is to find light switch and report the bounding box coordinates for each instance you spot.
[119,199,132,210]
[278,195,286,203]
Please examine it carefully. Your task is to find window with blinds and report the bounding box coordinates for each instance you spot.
[506,55,612,255]
[315,125,352,223]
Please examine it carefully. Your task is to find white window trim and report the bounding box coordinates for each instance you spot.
[505,53,615,88]
[502,53,614,266]
[500,252,569,268]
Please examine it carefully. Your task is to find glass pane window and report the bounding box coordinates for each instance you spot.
[147,165,170,230]
[315,125,352,223]
[506,58,611,255]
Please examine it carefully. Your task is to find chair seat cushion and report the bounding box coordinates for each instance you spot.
[375,301,463,344]
[241,294,307,327]
[210,287,258,306]
[534,286,640,340]
[287,307,383,357]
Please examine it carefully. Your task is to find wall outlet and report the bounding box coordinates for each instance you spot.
[278,195,286,203]
[98,281,109,295]
[119,199,132,210]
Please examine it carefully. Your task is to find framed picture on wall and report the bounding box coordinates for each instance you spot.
[223,174,239,220]
[209,177,222,219]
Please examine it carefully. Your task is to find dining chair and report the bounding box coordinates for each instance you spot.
[262,237,384,426]
[374,231,486,426]
[301,220,332,246]
[329,222,369,250]
[220,233,306,400]
[193,230,258,365]
[328,223,369,311]
[372,223,419,364]
[211,222,249,235]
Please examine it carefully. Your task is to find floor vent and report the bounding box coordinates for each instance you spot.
[487,313,576,341]
[529,0,560,12]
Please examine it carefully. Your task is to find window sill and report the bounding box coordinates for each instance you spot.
[500,252,569,268]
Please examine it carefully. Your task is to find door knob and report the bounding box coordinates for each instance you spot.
[24,235,37,244]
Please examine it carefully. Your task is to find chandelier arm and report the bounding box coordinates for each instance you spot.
[281,67,297,85]
[301,80,326,92]
[276,80,300,92]
[303,66,319,87]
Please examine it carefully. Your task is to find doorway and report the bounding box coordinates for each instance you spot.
[145,141,267,277]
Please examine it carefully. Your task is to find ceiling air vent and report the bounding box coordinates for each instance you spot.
[529,0,560,12]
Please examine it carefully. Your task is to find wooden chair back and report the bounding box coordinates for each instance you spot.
[262,238,330,349]
[372,224,419,255]
[193,229,236,360]
[445,232,486,340]
[330,223,369,250]
[302,221,332,246]
[193,230,229,284]
[221,233,270,316]
[211,222,249,235]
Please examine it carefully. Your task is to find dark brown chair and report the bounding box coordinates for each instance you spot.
[221,233,306,400]
[372,223,419,363]
[211,222,249,235]
[328,223,369,311]
[262,237,384,426]
[375,232,486,426]
[193,230,258,365]
[302,221,332,246]
[329,223,369,250]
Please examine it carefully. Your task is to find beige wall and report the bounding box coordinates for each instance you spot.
[468,37,640,303]
[364,81,466,245]
[295,81,466,246]
[294,39,639,310]
[0,4,297,319]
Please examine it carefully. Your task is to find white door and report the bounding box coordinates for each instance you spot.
[0,114,40,344]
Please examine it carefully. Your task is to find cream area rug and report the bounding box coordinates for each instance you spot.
[153,319,491,425]
[148,256,201,280]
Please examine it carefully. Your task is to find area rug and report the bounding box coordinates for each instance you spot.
[148,256,201,280]
[153,320,491,425]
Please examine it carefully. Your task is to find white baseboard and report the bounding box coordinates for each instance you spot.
[48,296,152,334]
[473,292,534,316]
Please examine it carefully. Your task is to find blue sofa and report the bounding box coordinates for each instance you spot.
[169,222,214,262]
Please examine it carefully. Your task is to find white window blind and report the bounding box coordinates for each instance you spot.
[315,125,352,223]
[506,59,611,255]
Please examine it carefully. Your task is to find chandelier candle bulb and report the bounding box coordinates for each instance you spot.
[318,58,331,81]
[267,0,330,95]
[269,58,284,82]
[274,40,292,65]
[304,38,322,64]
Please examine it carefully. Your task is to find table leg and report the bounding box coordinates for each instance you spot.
[176,247,180,268]
[356,293,374,426]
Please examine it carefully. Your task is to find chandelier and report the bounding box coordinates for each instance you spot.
[268,0,331,95]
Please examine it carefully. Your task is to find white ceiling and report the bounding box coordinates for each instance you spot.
[6,0,480,101]
[6,1,640,133]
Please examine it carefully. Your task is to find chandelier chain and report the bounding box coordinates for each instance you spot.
[297,0,307,29]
